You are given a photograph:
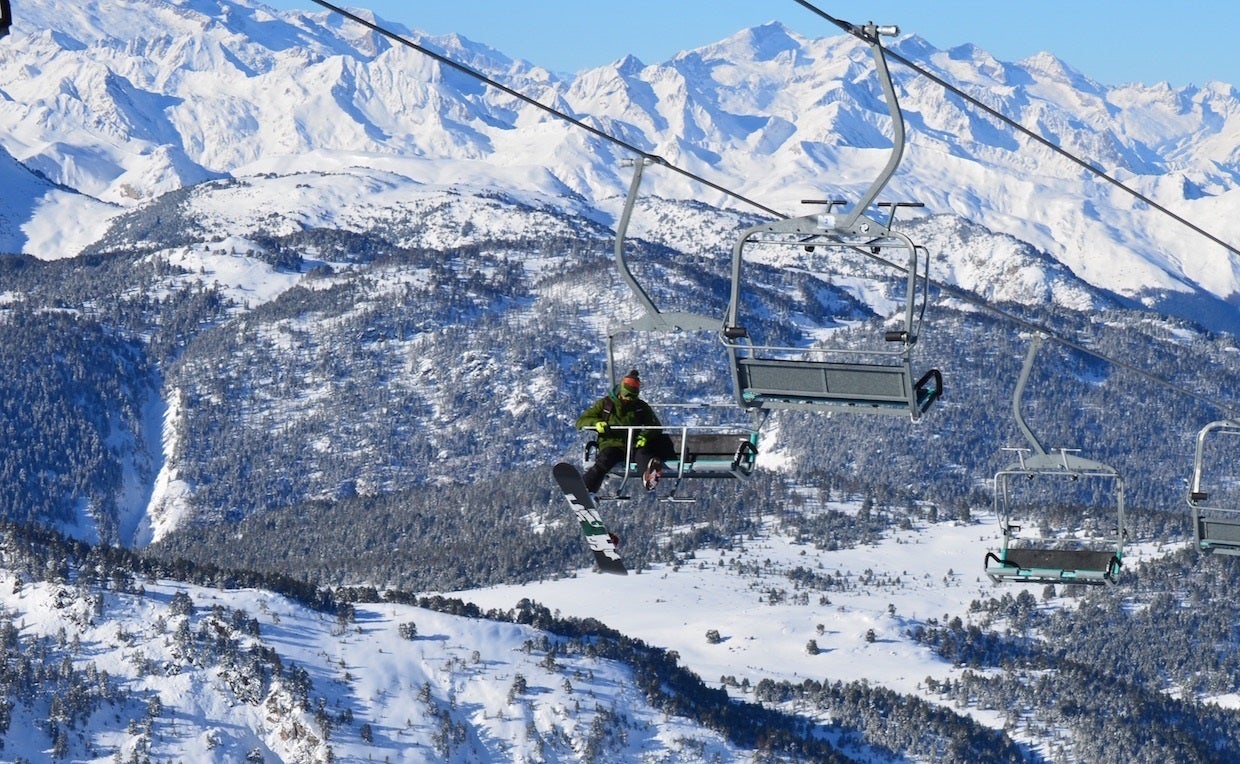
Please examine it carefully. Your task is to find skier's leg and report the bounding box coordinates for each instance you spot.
[582,446,623,493]
[635,444,664,491]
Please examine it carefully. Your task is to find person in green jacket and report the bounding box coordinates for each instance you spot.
[575,369,673,494]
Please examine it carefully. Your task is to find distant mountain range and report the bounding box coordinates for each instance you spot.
[1,0,1238,329]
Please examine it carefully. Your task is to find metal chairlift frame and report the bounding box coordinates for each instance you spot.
[1187,419,1240,555]
[720,23,942,421]
[983,334,1126,585]
[585,158,762,501]
[0,0,10,39]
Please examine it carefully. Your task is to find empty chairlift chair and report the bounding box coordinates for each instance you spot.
[984,448,1126,585]
[722,219,942,420]
[721,24,941,422]
[1187,419,1240,554]
[982,334,1126,585]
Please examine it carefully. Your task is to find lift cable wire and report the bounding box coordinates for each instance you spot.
[303,0,785,219]
[301,0,1237,417]
[790,0,1240,258]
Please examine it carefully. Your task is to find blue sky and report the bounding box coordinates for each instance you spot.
[266,0,1238,88]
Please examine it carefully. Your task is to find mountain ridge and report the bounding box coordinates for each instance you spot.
[1,0,1238,325]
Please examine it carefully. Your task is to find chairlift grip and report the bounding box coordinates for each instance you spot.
[865,23,900,38]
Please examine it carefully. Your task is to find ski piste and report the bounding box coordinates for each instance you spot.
[552,462,627,575]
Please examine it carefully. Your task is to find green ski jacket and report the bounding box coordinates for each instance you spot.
[575,386,661,450]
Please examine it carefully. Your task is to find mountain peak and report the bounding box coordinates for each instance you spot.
[613,52,646,76]
[741,20,800,59]
[1017,49,1100,90]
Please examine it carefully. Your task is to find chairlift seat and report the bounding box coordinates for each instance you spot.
[984,548,1120,585]
[1196,518,1240,554]
[584,427,759,502]
[735,357,941,417]
[1193,510,1240,555]
[665,432,759,477]
[591,431,759,480]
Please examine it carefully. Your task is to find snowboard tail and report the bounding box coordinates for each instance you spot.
[552,462,627,575]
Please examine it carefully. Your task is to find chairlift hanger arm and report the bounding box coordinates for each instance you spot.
[753,23,903,237]
[609,157,719,353]
[614,158,661,320]
[1012,333,1049,457]
[1189,419,1240,502]
[840,23,904,231]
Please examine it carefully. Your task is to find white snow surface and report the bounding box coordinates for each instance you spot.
[454,505,1175,761]
[0,494,1175,762]
[0,568,738,762]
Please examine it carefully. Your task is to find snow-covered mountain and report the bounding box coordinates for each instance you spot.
[7,3,1240,761]
[1,0,1239,327]
[0,0,1236,557]
[5,492,1227,763]
[0,527,764,762]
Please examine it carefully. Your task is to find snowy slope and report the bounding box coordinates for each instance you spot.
[452,503,1173,762]
[0,484,1178,763]
[0,565,749,762]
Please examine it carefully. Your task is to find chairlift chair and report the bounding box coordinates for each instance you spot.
[0,0,10,39]
[582,157,762,502]
[720,24,942,421]
[985,448,1126,585]
[982,334,1126,585]
[1187,419,1240,555]
[584,424,760,502]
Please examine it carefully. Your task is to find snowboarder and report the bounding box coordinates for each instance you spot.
[575,369,674,495]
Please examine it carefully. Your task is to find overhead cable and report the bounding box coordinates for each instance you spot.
[790,0,1240,258]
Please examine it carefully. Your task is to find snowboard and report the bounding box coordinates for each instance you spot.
[552,462,627,575]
